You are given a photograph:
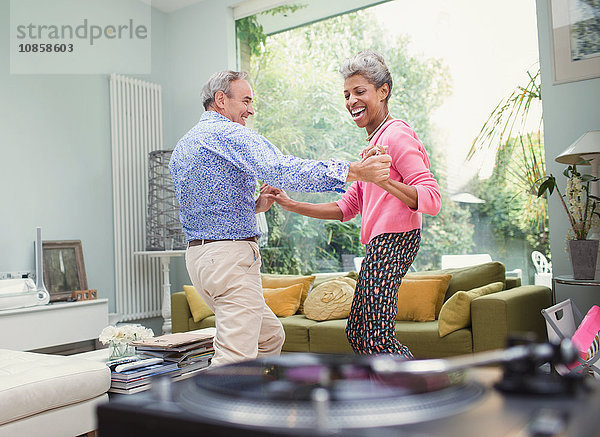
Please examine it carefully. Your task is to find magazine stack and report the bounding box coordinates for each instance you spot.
[108,328,215,394]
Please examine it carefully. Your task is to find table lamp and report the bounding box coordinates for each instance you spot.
[555,130,600,198]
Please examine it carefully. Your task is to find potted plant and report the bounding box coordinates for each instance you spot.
[537,164,599,279]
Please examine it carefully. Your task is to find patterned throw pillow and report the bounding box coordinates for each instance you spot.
[303,278,355,321]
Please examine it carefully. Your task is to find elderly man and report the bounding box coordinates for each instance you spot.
[169,70,391,367]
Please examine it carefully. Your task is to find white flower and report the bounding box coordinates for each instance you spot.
[98,324,154,345]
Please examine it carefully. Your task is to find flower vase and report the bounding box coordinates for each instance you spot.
[108,341,136,360]
[568,239,599,280]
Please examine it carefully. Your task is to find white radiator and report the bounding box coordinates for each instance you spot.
[109,73,163,321]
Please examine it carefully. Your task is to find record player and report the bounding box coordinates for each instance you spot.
[97,339,600,437]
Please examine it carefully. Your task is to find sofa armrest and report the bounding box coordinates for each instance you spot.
[172,291,192,333]
[471,285,552,353]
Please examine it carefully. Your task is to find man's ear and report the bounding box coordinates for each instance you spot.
[378,83,389,102]
[214,90,226,108]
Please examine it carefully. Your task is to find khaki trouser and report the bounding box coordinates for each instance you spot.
[185,240,285,367]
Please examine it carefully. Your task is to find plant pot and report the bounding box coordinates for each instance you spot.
[568,239,599,280]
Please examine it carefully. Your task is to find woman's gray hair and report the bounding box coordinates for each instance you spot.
[339,50,393,102]
[201,70,249,110]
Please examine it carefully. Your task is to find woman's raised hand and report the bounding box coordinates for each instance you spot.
[360,144,388,161]
[259,184,296,211]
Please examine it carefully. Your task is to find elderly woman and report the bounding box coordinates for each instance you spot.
[270,50,441,358]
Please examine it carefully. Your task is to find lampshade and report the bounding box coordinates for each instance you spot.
[555,130,600,165]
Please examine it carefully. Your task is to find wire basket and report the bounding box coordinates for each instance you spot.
[146,150,186,250]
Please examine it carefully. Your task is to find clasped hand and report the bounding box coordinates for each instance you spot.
[358,144,391,184]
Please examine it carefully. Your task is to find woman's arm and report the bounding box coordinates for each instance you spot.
[376,179,418,210]
[271,189,343,220]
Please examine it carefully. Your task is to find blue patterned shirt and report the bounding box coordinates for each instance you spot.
[169,111,350,241]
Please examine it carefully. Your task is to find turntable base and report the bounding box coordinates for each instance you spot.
[98,366,600,437]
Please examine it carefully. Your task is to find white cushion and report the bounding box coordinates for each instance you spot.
[0,349,110,426]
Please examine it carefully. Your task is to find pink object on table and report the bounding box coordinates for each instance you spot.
[569,305,600,370]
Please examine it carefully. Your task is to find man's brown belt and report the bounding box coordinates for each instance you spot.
[188,236,258,247]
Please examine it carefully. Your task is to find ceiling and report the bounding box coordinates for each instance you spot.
[150,0,204,13]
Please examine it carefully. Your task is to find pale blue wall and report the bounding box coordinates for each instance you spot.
[0,0,238,314]
[536,0,600,312]
[0,0,168,313]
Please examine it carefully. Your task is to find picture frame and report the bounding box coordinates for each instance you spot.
[42,240,88,302]
[549,0,600,84]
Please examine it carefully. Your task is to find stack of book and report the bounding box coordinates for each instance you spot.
[107,357,180,394]
[132,328,215,378]
[107,328,215,395]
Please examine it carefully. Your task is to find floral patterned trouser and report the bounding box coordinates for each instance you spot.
[346,230,421,358]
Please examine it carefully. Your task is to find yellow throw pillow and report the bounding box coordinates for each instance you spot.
[261,274,316,314]
[183,285,214,323]
[263,283,304,317]
[396,279,449,322]
[438,282,504,337]
[403,274,452,318]
[303,279,355,321]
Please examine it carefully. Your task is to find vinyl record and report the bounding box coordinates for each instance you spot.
[175,353,486,432]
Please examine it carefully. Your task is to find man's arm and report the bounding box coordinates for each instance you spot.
[222,124,391,192]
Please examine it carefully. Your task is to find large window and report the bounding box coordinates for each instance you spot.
[238,1,546,282]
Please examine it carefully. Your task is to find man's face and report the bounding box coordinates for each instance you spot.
[223,79,255,126]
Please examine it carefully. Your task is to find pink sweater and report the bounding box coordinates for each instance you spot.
[336,119,441,244]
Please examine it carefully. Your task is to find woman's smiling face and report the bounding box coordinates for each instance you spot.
[343,74,389,134]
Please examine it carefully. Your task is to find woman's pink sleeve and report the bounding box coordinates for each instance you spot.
[335,182,361,222]
[390,126,441,216]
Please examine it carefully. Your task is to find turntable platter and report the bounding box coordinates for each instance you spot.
[175,353,486,431]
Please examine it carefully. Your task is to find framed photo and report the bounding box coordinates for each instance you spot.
[549,0,600,84]
[42,240,88,302]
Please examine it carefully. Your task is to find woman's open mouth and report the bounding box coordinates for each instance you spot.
[351,107,366,121]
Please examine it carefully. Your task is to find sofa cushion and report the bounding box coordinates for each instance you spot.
[0,350,110,426]
[400,274,452,318]
[304,279,355,321]
[396,277,450,322]
[183,286,214,322]
[307,319,473,358]
[308,319,354,354]
[263,284,303,317]
[408,261,506,302]
[185,314,314,353]
[394,321,473,359]
[191,315,216,331]
[280,315,318,352]
[438,282,504,337]
[261,274,316,314]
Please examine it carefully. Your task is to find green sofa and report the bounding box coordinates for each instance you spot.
[171,262,552,358]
